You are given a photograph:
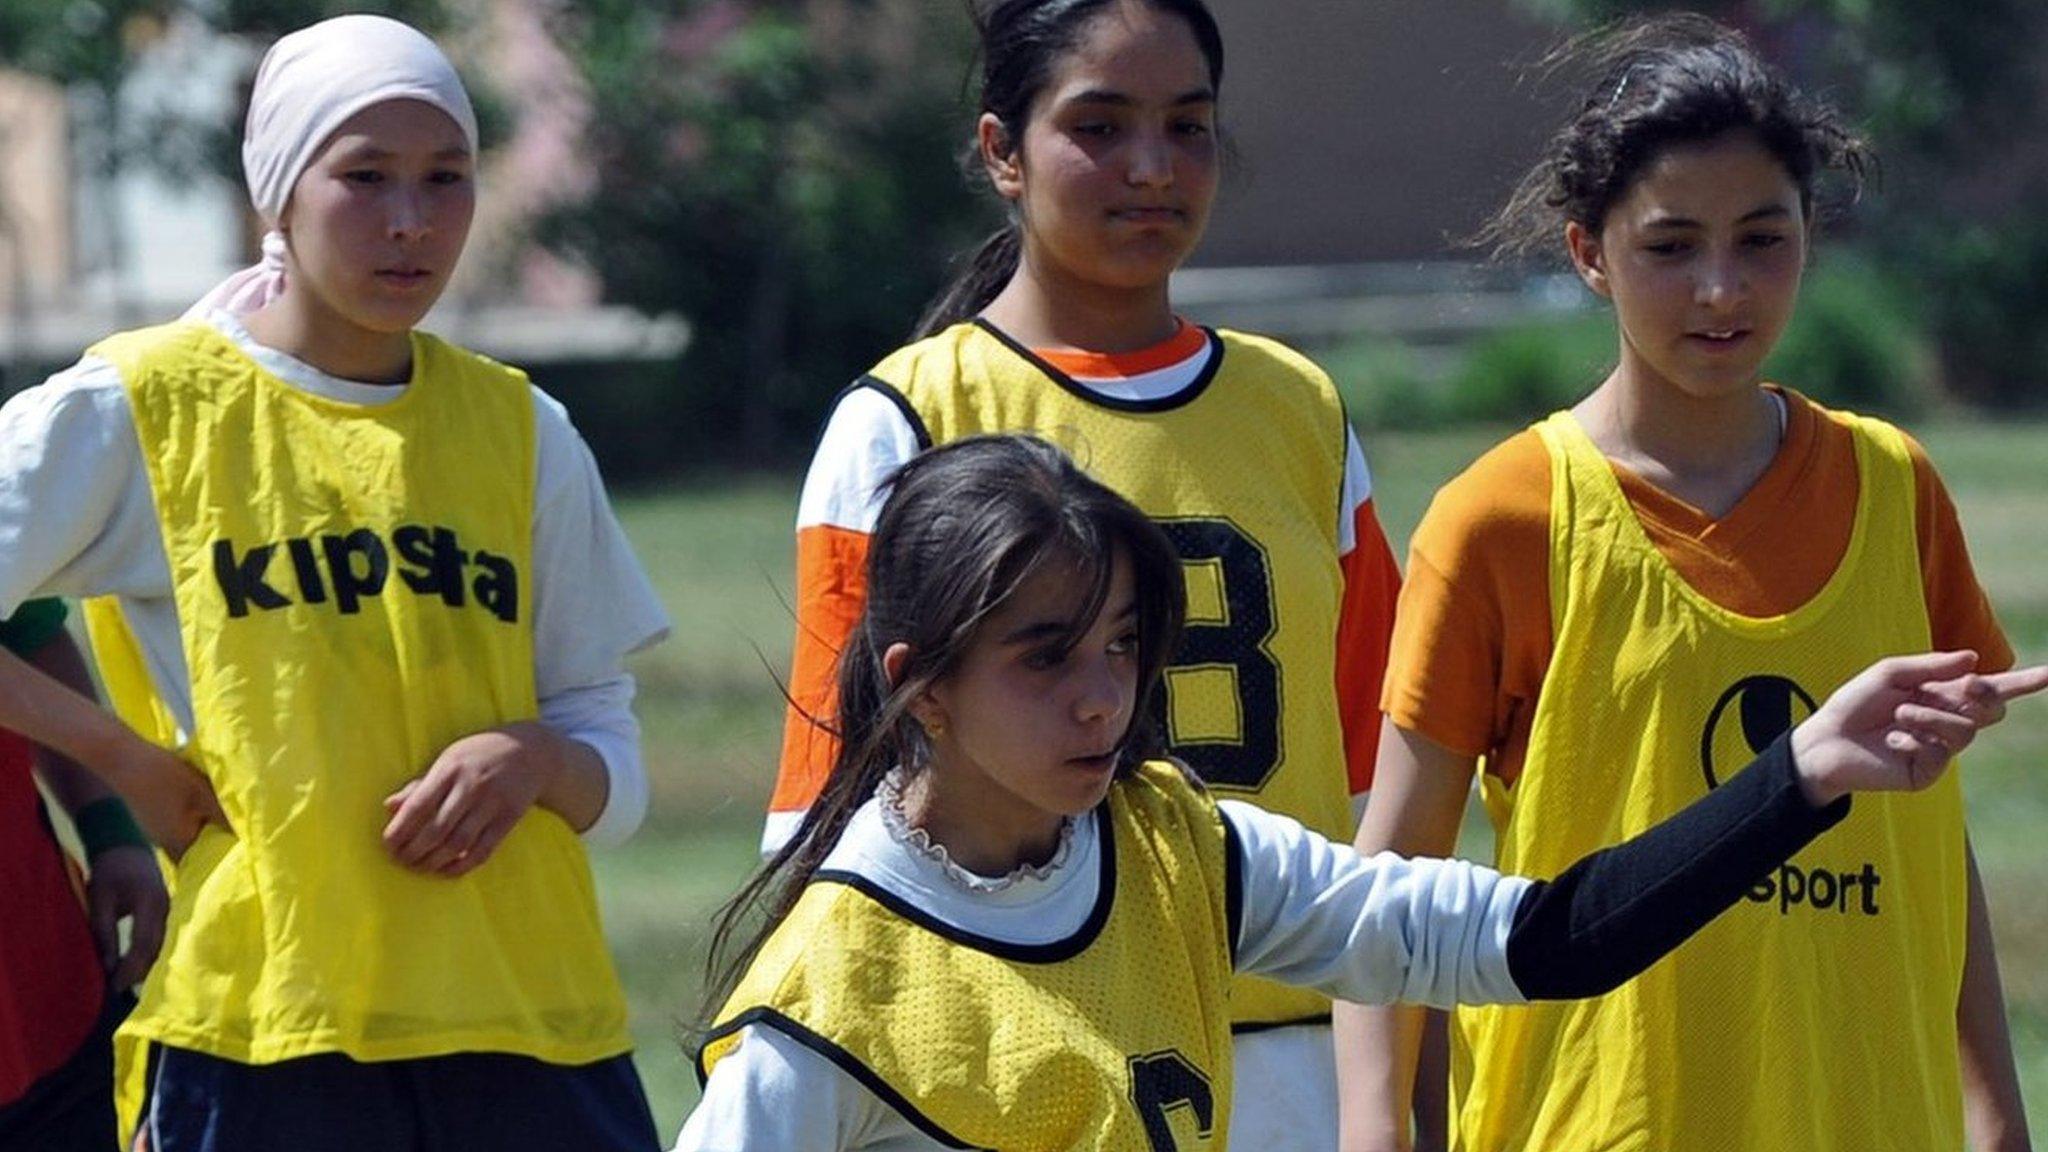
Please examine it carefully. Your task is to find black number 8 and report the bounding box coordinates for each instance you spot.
[1154,518,1283,791]
[1128,1049,1215,1151]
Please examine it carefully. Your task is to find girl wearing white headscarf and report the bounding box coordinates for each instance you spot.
[0,15,667,1150]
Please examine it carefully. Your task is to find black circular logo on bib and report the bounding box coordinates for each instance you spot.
[1700,675,1818,789]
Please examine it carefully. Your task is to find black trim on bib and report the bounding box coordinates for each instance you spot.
[695,1007,987,1150]
[828,376,934,451]
[813,803,1118,964]
[1229,1013,1334,1036]
[1221,810,1245,970]
[1220,803,1331,1033]
[1331,390,1358,537]
[971,319,1226,414]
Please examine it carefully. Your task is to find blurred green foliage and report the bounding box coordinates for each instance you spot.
[1911,198,2048,411]
[1331,313,1613,432]
[1445,312,1615,425]
[1335,251,1935,430]
[1764,250,1931,417]
[0,1,455,170]
[1321,338,1437,430]
[541,0,989,468]
[1,1,178,91]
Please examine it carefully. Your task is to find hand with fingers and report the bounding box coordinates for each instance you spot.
[1791,651,2048,807]
[382,722,573,877]
[104,741,230,860]
[85,844,170,990]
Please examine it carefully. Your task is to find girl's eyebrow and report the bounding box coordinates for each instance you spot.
[1064,88,1215,108]
[1001,620,1077,645]
[1642,203,1794,229]
[998,601,1139,645]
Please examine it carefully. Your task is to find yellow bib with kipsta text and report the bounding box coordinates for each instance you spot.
[85,322,629,1066]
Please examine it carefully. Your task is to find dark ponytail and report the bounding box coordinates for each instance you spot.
[694,608,920,1045]
[696,435,1187,1039]
[911,224,1023,340]
[911,0,1226,339]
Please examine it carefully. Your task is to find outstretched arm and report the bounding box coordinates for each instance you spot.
[1514,652,2048,1000]
[1239,652,2047,1011]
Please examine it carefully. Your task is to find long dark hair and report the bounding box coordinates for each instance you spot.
[1478,13,1873,261]
[698,434,1187,1028]
[911,0,1227,338]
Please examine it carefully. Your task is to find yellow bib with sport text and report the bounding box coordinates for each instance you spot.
[1449,409,1966,1152]
[84,322,630,1066]
[700,762,1237,1151]
[868,322,1348,1028]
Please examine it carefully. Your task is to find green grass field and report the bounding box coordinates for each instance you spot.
[601,422,2048,1140]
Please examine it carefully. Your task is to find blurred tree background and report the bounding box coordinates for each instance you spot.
[0,0,453,324]
[4,0,2044,460]
[540,0,986,467]
[2,0,988,474]
[526,0,2048,453]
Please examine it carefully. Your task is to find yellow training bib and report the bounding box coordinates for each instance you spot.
[1450,408,1966,1151]
[701,762,1237,1151]
[85,322,630,1067]
[866,322,1349,1028]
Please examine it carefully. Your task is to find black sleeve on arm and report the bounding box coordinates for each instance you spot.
[1504,733,1851,1000]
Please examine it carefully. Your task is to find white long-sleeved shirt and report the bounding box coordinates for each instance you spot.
[676,796,1530,1150]
[0,312,670,843]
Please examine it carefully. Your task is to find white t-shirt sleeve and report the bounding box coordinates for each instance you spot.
[0,356,167,614]
[795,386,924,534]
[537,671,646,847]
[761,385,923,856]
[529,387,672,845]
[1337,427,1373,558]
[1221,799,1529,1008]
[676,1024,923,1151]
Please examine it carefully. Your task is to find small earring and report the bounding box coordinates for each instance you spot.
[923,719,945,738]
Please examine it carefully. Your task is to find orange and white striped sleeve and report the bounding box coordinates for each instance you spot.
[766,384,926,854]
[1334,428,1401,808]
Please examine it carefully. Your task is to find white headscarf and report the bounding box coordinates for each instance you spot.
[187,14,479,319]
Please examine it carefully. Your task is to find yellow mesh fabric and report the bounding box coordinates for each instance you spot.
[85,323,629,1068]
[702,762,1237,1151]
[1450,409,1965,1151]
[872,323,1347,1028]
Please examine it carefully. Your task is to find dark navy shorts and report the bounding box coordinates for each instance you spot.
[144,1044,660,1152]
[0,990,130,1152]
